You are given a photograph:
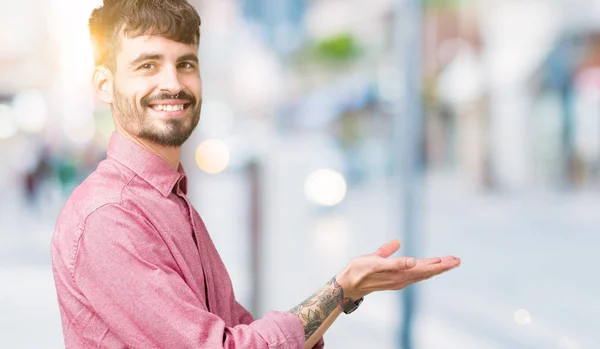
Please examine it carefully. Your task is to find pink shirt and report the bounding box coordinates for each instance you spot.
[51,132,324,349]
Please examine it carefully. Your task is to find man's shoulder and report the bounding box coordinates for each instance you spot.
[70,160,134,218]
[52,159,137,275]
[52,158,153,281]
[53,159,138,240]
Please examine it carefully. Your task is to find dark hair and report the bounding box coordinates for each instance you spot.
[89,0,201,70]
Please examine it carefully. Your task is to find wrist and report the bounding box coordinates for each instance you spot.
[333,272,365,315]
[335,266,359,300]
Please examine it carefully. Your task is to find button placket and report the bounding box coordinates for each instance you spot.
[177,189,213,312]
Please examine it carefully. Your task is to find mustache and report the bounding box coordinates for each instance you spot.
[141,91,197,108]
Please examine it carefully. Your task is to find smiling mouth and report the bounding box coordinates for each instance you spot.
[149,103,192,112]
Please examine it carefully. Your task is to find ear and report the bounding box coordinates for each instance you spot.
[93,66,114,104]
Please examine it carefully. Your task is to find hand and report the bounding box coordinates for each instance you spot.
[335,240,461,299]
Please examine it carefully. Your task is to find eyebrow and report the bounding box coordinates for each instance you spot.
[129,53,163,68]
[177,53,199,64]
[129,52,199,68]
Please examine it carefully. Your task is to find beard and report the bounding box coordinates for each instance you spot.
[113,88,201,147]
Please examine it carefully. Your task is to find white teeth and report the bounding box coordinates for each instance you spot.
[153,104,184,112]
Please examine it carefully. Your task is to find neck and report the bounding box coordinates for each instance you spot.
[115,128,182,170]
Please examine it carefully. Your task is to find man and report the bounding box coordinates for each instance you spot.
[51,1,461,348]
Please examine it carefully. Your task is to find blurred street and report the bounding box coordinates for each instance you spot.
[1,170,598,348]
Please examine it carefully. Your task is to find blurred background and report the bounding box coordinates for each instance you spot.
[1,0,599,348]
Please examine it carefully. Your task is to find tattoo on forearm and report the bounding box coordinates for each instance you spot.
[289,277,345,341]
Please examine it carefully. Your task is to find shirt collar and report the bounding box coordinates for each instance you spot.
[107,132,187,197]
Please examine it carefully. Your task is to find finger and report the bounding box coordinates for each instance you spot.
[375,240,401,258]
[417,257,441,265]
[432,256,460,270]
[380,256,416,271]
[410,257,461,279]
[440,255,459,261]
[438,255,461,267]
[418,255,459,265]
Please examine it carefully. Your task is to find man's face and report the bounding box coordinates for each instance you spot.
[110,34,202,147]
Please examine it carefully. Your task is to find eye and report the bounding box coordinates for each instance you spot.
[178,62,195,69]
[139,63,155,70]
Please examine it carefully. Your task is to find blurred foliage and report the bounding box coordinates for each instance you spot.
[314,34,361,61]
[424,0,472,11]
[290,33,362,75]
[56,161,77,189]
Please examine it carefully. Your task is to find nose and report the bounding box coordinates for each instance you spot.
[158,65,184,96]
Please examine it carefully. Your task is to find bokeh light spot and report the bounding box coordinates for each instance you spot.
[195,139,230,174]
[304,169,347,207]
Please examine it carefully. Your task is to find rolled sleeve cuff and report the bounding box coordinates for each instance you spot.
[250,311,305,349]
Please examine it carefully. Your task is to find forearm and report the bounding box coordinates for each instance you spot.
[304,305,341,349]
[286,241,461,349]
[289,277,345,349]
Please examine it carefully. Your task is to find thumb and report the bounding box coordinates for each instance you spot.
[375,240,401,258]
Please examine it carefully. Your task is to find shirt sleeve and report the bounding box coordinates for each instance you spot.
[73,204,304,349]
[232,300,255,325]
[232,301,324,349]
